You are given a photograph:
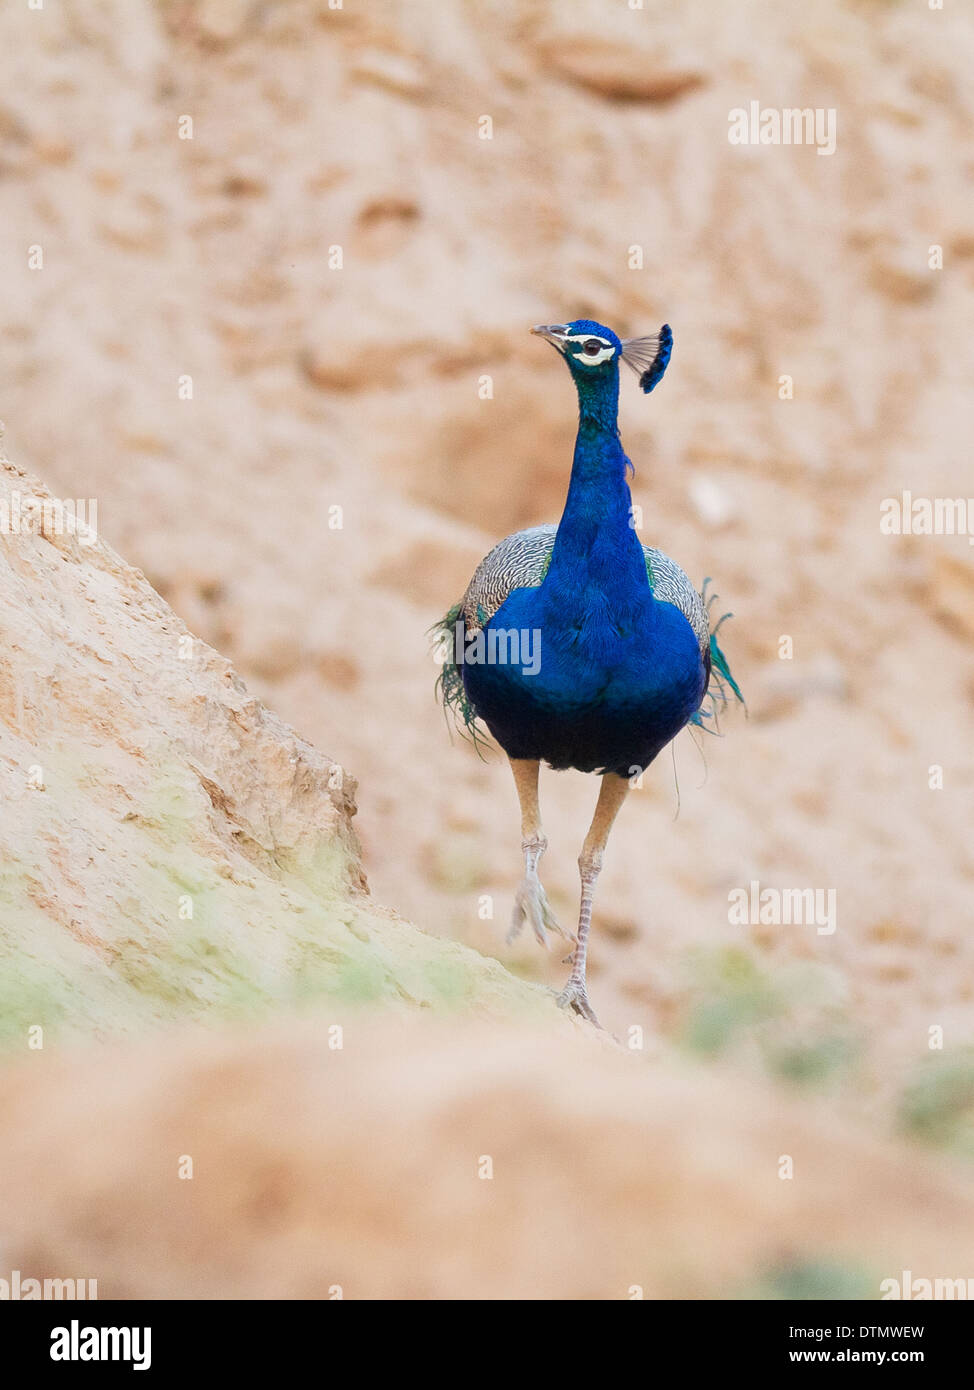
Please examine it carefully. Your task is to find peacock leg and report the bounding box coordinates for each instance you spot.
[506,757,571,948]
[557,772,631,1027]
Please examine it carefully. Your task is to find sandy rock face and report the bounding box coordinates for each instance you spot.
[0,449,552,1042]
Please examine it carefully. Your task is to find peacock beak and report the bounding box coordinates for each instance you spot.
[531,324,571,351]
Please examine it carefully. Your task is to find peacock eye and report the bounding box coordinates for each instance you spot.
[583,339,602,355]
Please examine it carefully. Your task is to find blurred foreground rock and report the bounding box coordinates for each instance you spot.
[1,1019,973,1299]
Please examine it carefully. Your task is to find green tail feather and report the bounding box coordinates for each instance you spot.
[692,580,745,732]
[430,603,491,752]
[709,620,744,705]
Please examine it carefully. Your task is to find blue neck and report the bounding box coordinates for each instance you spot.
[542,364,650,607]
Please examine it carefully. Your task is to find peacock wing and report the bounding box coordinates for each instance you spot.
[460,524,558,631]
[642,545,745,723]
[641,545,710,655]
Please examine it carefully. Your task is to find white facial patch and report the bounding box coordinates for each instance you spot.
[564,334,615,367]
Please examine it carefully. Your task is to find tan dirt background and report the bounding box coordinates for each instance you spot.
[1,0,973,1299]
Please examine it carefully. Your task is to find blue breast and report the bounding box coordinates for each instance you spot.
[462,584,706,776]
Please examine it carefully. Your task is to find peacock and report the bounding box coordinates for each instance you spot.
[435,319,742,1027]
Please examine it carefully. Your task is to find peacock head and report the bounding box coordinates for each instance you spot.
[531,319,672,394]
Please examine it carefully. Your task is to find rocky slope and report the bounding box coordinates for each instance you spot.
[0,448,553,1042]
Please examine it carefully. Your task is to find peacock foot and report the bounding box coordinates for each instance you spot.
[555,978,602,1029]
[508,876,572,949]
